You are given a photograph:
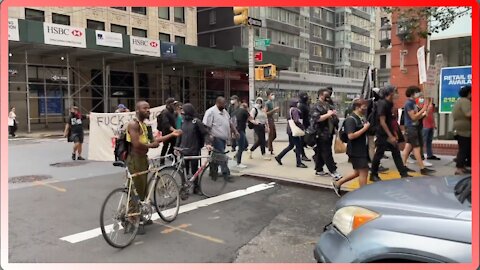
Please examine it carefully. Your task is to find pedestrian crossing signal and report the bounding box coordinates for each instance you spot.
[255,64,277,81]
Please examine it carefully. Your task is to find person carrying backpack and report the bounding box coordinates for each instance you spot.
[247,97,271,160]
[331,99,370,196]
[177,103,212,194]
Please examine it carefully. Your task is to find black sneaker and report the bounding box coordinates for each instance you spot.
[72,153,76,161]
[274,156,283,165]
[301,156,312,162]
[401,173,413,178]
[315,171,329,176]
[370,174,382,182]
[420,167,436,175]
[331,181,341,197]
[405,167,416,173]
[378,166,389,173]
[427,155,441,160]
[77,156,85,160]
[137,225,146,235]
[296,163,308,168]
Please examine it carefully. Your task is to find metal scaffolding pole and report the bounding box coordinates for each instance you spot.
[77,62,81,109]
[66,53,72,108]
[25,50,31,133]
[133,59,138,102]
[203,68,207,112]
[182,66,185,103]
[43,61,48,128]
[161,63,164,103]
[102,57,108,113]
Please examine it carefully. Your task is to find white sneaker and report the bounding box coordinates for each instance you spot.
[331,171,342,180]
[423,160,433,167]
[236,164,247,169]
[407,158,416,164]
[262,155,271,161]
[248,150,253,159]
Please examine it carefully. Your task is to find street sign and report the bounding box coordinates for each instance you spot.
[439,66,471,114]
[254,52,263,62]
[247,17,262,27]
[255,38,271,47]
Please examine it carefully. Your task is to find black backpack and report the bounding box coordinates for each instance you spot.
[366,100,378,135]
[339,115,361,143]
[247,107,258,129]
[192,118,205,148]
[114,119,140,161]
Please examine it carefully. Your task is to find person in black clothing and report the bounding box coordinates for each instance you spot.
[228,95,240,152]
[312,89,342,180]
[177,103,212,194]
[331,99,370,196]
[158,98,178,164]
[297,92,311,162]
[235,103,256,168]
[370,86,411,182]
[63,106,88,160]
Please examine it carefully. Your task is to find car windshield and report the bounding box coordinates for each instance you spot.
[454,176,471,205]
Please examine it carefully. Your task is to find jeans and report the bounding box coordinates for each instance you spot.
[277,134,302,165]
[455,135,471,169]
[251,124,266,155]
[371,138,407,176]
[422,128,434,157]
[236,131,248,164]
[212,137,230,176]
[314,137,337,173]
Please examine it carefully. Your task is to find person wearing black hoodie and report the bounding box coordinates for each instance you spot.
[297,92,312,162]
[158,98,178,165]
[177,103,212,193]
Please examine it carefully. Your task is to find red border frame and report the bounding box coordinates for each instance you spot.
[1,1,478,269]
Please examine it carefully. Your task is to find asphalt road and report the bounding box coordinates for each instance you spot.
[7,138,338,263]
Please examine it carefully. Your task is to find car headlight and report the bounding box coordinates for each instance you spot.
[332,206,380,236]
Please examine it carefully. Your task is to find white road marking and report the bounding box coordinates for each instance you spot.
[60,182,276,244]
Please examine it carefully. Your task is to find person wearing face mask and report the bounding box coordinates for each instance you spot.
[228,95,240,152]
[63,106,89,160]
[265,91,280,155]
[157,98,179,165]
[297,92,312,161]
[452,85,472,175]
[248,97,271,160]
[331,99,371,196]
[400,86,435,175]
[311,88,342,180]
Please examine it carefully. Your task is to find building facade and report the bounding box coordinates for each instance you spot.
[374,8,392,87]
[197,7,376,116]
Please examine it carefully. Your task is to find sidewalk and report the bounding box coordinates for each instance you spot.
[228,141,458,192]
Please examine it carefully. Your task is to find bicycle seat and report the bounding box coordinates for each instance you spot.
[113,161,126,167]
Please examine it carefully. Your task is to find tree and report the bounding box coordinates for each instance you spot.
[383,7,472,39]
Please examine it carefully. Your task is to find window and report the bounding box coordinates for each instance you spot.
[159,32,170,42]
[312,25,322,38]
[132,28,147,37]
[111,7,126,11]
[87,19,105,30]
[174,7,185,23]
[209,10,216,25]
[111,24,127,34]
[326,29,333,41]
[52,13,70,25]
[25,8,45,22]
[132,7,147,15]
[312,8,321,19]
[210,34,216,47]
[380,55,387,69]
[325,47,334,59]
[175,36,185,44]
[326,11,334,23]
[313,45,322,57]
[158,7,170,20]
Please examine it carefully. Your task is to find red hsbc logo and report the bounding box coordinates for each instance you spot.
[72,30,83,37]
[150,41,158,47]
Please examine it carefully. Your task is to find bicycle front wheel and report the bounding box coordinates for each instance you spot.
[154,174,180,222]
[199,163,227,198]
[100,188,140,248]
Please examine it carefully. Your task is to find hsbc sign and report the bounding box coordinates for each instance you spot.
[130,36,160,57]
[44,23,86,48]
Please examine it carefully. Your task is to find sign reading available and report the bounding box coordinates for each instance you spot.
[44,23,86,48]
[130,36,160,57]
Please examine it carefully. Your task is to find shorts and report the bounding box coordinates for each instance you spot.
[70,133,84,144]
[405,127,421,147]
[348,157,369,170]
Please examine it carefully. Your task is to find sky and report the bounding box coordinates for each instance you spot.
[430,8,472,40]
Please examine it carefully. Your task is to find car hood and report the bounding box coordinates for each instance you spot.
[338,175,471,220]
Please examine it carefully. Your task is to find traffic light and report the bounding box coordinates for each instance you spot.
[255,64,277,80]
[233,7,248,25]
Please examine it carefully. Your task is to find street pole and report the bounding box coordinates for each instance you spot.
[248,24,255,105]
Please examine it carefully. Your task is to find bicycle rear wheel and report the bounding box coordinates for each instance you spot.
[199,163,227,198]
[100,188,140,248]
[154,174,180,222]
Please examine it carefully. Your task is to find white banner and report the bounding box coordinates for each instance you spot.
[130,36,160,57]
[95,30,123,48]
[88,106,165,161]
[44,23,86,48]
[417,46,427,84]
[8,18,20,41]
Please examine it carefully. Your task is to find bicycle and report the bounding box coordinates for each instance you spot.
[159,147,231,200]
[99,154,180,248]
